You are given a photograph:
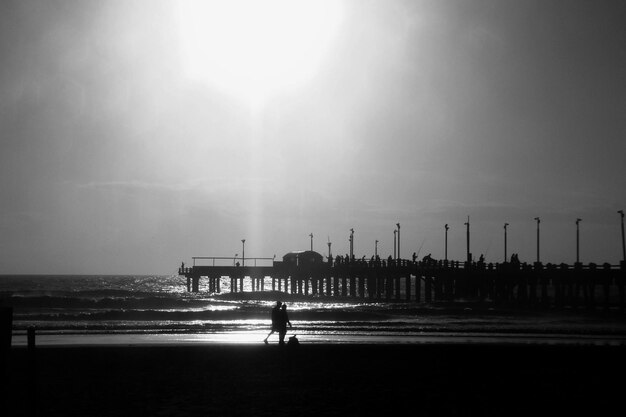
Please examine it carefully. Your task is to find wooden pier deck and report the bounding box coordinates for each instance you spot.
[179,258,626,310]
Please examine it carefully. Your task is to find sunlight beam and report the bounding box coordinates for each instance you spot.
[178,0,343,105]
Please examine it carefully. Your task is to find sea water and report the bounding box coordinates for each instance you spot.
[2,275,626,346]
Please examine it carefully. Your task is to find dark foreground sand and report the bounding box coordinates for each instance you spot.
[2,343,625,417]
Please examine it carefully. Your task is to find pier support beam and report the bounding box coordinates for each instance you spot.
[367,274,375,300]
[573,262,583,308]
[395,276,401,300]
[358,276,366,299]
[415,274,421,302]
[602,263,611,310]
[615,261,626,312]
[586,263,597,309]
[541,266,551,307]
[350,275,356,298]
[425,276,432,302]
[405,275,411,302]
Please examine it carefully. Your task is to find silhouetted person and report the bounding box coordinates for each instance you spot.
[263,301,282,344]
[479,254,485,263]
[278,304,292,345]
[412,252,417,263]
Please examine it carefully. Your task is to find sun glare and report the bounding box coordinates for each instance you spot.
[178,0,343,105]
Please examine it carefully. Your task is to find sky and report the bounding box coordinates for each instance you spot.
[0,0,625,274]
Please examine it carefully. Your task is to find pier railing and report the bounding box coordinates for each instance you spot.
[190,256,275,267]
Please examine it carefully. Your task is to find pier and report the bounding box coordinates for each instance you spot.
[179,252,626,310]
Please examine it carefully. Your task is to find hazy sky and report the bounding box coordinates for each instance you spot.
[1,0,625,274]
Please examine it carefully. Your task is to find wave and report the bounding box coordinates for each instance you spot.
[13,307,392,322]
[5,294,226,310]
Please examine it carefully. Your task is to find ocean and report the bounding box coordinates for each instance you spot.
[3,274,626,346]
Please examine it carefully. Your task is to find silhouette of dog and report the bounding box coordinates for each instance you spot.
[287,335,299,346]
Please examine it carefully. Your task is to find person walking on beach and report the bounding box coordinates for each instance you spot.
[263,301,282,344]
[278,304,292,345]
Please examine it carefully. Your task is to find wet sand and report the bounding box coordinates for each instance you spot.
[2,343,625,416]
[11,331,626,347]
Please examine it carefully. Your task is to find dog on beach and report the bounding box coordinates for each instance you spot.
[287,335,299,346]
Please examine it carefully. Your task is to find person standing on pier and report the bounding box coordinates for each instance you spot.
[263,301,282,344]
[278,304,292,346]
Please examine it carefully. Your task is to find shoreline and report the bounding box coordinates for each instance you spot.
[9,330,626,347]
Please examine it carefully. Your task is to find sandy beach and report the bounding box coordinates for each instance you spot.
[2,342,625,417]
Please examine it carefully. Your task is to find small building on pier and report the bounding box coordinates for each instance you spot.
[282,251,324,267]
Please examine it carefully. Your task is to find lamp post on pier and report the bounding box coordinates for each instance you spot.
[534,217,540,263]
[504,223,509,263]
[375,240,378,258]
[619,210,625,263]
[396,223,401,260]
[349,228,354,262]
[327,237,333,266]
[576,219,581,264]
[241,239,246,267]
[464,216,470,263]
[444,224,449,261]
[393,230,397,259]
[309,233,313,252]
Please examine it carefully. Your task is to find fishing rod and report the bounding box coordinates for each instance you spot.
[483,239,492,261]
[416,238,426,259]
